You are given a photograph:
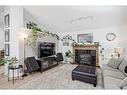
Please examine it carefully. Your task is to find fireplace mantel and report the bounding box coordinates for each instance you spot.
[73,45,100,67]
[73,45,99,49]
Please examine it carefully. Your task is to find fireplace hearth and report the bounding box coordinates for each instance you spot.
[73,45,99,67]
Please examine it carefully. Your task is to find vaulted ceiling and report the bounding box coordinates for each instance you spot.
[1,6,127,33]
[24,6,127,33]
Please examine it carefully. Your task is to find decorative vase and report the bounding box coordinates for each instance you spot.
[65,57,71,63]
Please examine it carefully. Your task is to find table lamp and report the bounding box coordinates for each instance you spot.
[114,47,124,58]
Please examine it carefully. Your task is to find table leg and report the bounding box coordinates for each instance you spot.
[18,69,19,78]
[22,67,24,80]
[8,67,9,81]
[94,84,96,87]
[13,69,14,84]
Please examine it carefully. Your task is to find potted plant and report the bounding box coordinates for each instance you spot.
[0,57,19,75]
[0,57,18,67]
[65,50,73,63]
[0,58,6,65]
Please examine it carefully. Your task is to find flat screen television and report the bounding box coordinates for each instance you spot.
[38,42,55,58]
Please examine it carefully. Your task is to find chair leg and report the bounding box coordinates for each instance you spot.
[57,62,59,65]
[72,77,74,81]
[93,84,96,87]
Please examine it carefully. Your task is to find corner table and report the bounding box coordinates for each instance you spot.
[8,65,24,84]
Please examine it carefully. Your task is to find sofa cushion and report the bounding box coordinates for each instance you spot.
[118,59,127,76]
[104,76,122,89]
[107,58,122,69]
[119,77,127,89]
[102,64,118,72]
[103,69,126,80]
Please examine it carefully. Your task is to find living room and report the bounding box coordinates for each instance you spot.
[0,3,127,91]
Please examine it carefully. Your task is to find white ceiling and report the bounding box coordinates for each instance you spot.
[14,6,127,32]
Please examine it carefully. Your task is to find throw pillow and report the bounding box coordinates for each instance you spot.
[107,58,122,69]
[119,77,127,89]
[118,59,127,76]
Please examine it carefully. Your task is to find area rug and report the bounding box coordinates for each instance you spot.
[18,64,103,89]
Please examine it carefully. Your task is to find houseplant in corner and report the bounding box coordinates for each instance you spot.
[65,50,73,63]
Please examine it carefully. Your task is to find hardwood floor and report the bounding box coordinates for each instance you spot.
[0,64,63,89]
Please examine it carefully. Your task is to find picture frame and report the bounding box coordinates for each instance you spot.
[77,33,93,43]
[4,14,10,28]
[5,44,10,56]
[5,29,10,42]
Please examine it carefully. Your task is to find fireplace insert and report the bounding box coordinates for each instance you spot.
[79,54,92,65]
[75,50,96,66]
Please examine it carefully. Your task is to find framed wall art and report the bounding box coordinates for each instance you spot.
[5,44,10,56]
[5,29,10,42]
[4,14,10,28]
[77,33,93,43]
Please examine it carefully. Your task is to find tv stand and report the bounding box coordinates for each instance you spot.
[38,56,58,73]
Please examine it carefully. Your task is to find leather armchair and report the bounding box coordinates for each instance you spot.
[24,57,40,74]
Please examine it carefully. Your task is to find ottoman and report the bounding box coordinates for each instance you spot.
[72,65,97,87]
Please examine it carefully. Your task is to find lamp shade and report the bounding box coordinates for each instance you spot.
[18,28,30,39]
[114,47,124,54]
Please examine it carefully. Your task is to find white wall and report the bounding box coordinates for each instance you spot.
[9,6,24,59]
[117,23,127,60]
[3,6,24,74]
[58,25,124,65]
[23,9,59,59]
[0,11,4,50]
[3,6,24,63]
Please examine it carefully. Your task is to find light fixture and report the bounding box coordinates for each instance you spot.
[18,28,30,39]
[114,47,124,58]
[70,16,93,24]
[19,28,29,77]
[22,34,28,39]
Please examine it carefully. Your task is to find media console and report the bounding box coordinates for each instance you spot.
[38,56,58,73]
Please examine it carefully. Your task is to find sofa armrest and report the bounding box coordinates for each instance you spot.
[36,60,41,64]
[36,60,43,73]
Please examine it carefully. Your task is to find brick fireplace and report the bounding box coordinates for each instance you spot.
[73,45,99,67]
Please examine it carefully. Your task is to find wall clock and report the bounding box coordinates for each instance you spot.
[106,33,116,41]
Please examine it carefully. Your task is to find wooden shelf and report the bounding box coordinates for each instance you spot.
[0,50,4,59]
